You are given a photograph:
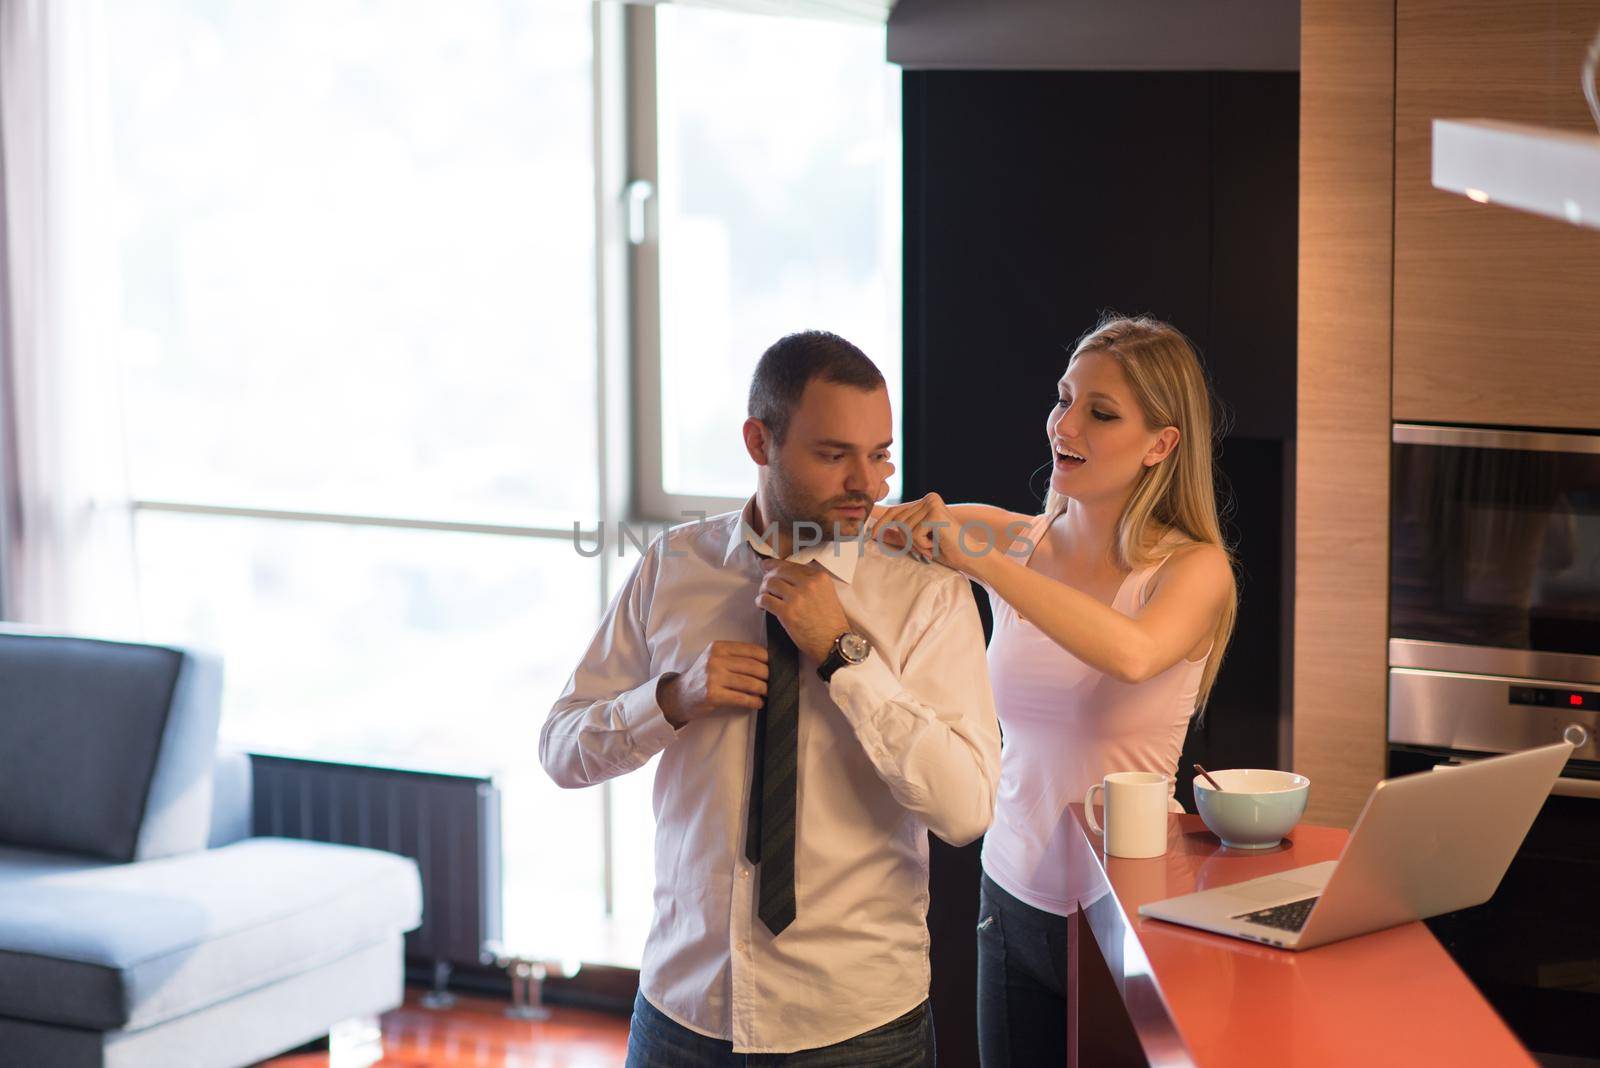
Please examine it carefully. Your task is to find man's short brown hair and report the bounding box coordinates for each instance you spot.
[747,331,885,445]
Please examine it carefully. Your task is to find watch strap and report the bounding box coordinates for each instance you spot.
[817,646,840,683]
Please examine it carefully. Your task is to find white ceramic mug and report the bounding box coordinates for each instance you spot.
[1084,772,1170,859]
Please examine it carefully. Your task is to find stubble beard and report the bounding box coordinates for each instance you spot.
[765,462,870,544]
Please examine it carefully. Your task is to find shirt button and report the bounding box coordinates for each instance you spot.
[736,941,748,953]
[739,868,750,879]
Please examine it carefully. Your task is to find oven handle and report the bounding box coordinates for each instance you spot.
[1436,760,1600,799]
[1551,777,1600,800]
[1393,423,1600,454]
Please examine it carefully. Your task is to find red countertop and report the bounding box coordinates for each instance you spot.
[1067,803,1535,1067]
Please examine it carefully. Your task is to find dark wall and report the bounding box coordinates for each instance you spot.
[902,70,1298,1068]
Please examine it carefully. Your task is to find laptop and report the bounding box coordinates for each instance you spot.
[1138,741,1574,950]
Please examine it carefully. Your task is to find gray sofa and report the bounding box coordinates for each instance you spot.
[0,629,423,1068]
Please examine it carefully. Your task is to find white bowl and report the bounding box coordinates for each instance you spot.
[1193,769,1311,850]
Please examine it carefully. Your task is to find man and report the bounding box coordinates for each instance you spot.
[541,331,999,1066]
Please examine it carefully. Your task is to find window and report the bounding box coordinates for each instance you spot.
[111,1,598,528]
[639,5,902,517]
[106,0,615,961]
[99,1,902,968]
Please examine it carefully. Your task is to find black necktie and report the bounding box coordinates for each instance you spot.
[745,609,799,935]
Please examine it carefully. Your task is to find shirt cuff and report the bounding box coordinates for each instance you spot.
[826,650,904,733]
[620,672,680,755]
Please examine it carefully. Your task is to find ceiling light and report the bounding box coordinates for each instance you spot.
[1431,21,1600,231]
[1433,119,1600,229]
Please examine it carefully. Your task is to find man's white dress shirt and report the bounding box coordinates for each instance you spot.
[541,502,1000,1053]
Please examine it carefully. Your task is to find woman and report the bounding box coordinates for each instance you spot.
[873,315,1237,1067]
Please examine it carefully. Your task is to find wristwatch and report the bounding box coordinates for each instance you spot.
[817,630,871,683]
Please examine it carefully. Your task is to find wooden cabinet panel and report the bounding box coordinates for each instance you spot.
[1295,0,1395,827]
[1394,0,1600,430]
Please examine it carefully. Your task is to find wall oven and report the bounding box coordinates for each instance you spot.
[1389,423,1600,1065]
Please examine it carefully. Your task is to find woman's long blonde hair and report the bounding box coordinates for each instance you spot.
[1044,314,1238,709]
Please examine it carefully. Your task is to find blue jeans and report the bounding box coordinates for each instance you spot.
[975,873,1071,1068]
[625,990,936,1067]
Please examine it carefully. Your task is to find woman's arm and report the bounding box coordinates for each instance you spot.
[968,540,1232,684]
[874,494,1231,682]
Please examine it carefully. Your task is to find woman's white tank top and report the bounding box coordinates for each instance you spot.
[980,510,1208,916]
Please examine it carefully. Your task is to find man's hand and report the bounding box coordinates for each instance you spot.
[757,559,852,663]
[658,642,768,729]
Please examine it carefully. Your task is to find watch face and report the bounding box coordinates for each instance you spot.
[839,632,870,663]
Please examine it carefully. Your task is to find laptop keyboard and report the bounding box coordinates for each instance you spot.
[1233,895,1320,932]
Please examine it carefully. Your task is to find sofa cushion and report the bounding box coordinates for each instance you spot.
[0,630,223,862]
[0,837,422,1031]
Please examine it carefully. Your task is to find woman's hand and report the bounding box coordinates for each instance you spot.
[871,492,976,571]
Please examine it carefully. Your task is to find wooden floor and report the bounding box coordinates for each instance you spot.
[260,989,630,1068]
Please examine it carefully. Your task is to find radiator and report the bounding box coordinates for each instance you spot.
[249,753,503,971]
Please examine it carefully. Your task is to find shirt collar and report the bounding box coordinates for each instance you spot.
[723,497,863,585]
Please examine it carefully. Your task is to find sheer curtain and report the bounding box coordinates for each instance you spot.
[0,0,137,631]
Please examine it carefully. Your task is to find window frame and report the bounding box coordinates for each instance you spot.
[623,5,744,524]
[624,4,904,523]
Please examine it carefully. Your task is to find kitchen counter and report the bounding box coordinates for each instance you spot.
[1065,803,1535,1067]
